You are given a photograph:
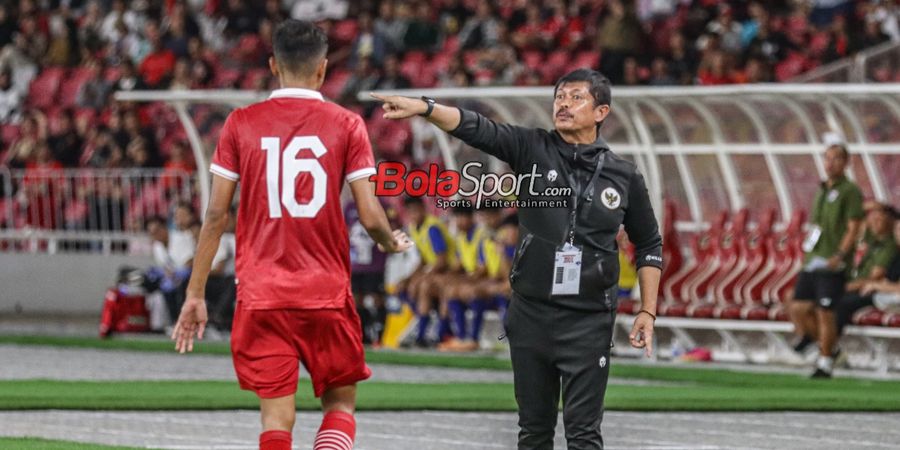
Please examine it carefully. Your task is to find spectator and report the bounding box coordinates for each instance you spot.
[290,0,349,22]
[375,0,411,53]
[76,64,111,110]
[834,203,898,340]
[0,3,14,47]
[0,67,23,123]
[697,51,735,85]
[559,0,586,51]
[510,3,543,50]
[458,1,501,50]
[741,2,766,48]
[349,12,388,69]
[3,111,47,168]
[735,57,772,83]
[45,10,79,67]
[339,57,380,107]
[21,142,63,229]
[48,109,85,167]
[169,58,192,89]
[139,25,177,88]
[707,6,743,56]
[346,201,389,345]
[597,0,643,84]
[854,18,891,52]
[667,31,698,85]
[648,57,675,85]
[100,0,139,45]
[163,10,192,58]
[747,17,790,65]
[145,212,193,325]
[790,141,865,379]
[206,207,237,332]
[404,1,441,52]
[112,59,146,92]
[223,0,260,37]
[374,54,411,91]
[438,0,469,36]
[622,56,643,86]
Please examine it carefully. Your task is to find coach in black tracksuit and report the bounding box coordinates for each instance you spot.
[373,69,663,450]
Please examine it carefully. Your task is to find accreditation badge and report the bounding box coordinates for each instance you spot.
[802,225,822,253]
[552,243,582,296]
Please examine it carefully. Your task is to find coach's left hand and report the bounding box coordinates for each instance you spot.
[172,296,208,354]
[629,313,655,358]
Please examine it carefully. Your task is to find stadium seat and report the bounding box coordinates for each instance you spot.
[320,68,351,100]
[57,67,95,107]
[568,51,600,71]
[27,66,65,109]
[657,201,687,317]
[1,123,20,145]
[853,307,885,326]
[884,313,900,327]
[683,211,729,305]
[331,20,358,47]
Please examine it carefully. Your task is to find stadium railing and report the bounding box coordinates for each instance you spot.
[793,41,900,83]
[0,168,195,255]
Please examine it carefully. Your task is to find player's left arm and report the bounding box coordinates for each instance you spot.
[623,170,663,357]
[173,175,237,353]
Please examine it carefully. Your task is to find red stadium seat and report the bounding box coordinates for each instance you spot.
[331,20,358,46]
[27,67,65,109]
[884,313,900,327]
[853,307,885,326]
[57,67,96,107]
[568,51,600,71]
[320,68,351,100]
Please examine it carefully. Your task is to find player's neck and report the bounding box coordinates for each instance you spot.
[558,127,597,145]
[278,77,320,92]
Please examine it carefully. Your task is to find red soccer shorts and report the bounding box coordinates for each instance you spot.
[230,297,372,398]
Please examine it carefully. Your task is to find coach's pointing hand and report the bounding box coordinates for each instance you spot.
[172,296,208,354]
[370,93,425,119]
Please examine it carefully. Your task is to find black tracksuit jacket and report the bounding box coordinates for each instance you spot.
[450,108,663,312]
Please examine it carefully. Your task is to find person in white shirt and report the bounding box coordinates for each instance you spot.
[206,208,236,332]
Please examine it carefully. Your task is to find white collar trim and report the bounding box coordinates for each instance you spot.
[269,88,324,101]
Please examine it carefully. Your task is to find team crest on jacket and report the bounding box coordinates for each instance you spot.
[547,169,558,182]
[601,188,621,209]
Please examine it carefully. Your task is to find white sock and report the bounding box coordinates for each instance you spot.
[817,356,834,372]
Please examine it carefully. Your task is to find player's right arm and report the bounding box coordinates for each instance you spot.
[173,174,236,353]
[350,178,412,254]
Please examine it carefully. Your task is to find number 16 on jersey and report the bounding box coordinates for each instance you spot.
[261,136,328,219]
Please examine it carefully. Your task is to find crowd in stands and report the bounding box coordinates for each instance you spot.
[1,0,900,175]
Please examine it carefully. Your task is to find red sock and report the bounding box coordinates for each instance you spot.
[259,430,291,450]
[313,411,355,450]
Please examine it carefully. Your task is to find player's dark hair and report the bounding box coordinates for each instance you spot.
[554,69,611,107]
[273,19,328,77]
[453,205,475,216]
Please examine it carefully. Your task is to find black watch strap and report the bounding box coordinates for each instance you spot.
[419,96,435,117]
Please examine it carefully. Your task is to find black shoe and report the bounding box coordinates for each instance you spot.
[810,368,832,379]
[792,335,814,353]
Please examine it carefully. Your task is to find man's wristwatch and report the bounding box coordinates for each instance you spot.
[419,96,436,117]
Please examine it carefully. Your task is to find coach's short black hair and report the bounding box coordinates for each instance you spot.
[554,69,611,107]
[273,19,328,77]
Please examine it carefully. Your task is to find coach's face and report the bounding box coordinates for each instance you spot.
[553,82,609,133]
[823,146,848,179]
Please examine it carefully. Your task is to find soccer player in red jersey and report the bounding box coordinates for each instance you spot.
[171,20,412,450]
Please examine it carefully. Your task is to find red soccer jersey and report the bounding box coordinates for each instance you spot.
[210,88,376,310]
